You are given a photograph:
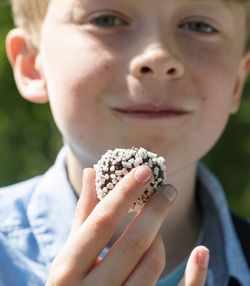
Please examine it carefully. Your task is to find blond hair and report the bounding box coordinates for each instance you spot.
[10,0,250,50]
[10,0,50,47]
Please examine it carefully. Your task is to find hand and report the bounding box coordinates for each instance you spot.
[178,245,209,286]
[46,165,177,286]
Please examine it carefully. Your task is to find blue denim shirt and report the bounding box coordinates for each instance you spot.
[0,148,249,286]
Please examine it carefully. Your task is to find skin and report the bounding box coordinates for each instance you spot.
[5,0,250,284]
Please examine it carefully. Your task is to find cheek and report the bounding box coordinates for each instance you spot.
[193,69,236,149]
[182,39,241,110]
[180,41,242,156]
[40,27,118,131]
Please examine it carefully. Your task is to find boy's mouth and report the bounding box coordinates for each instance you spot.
[113,104,190,120]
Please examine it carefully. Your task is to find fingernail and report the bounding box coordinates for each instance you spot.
[198,248,209,269]
[162,185,177,203]
[134,166,152,183]
[82,168,93,182]
[82,168,89,179]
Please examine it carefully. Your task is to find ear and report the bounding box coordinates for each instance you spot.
[5,28,48,104]
[230,52,250,114]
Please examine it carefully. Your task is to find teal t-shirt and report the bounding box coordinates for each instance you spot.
[157,229,203,285]
[157,257,187,286]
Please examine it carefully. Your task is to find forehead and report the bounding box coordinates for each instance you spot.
[49,0,246,20]
[51,0,244,7]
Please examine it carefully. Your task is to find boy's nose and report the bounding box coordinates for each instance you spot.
[129,46,184,80]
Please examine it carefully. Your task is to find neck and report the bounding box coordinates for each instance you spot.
[66,147,84,197]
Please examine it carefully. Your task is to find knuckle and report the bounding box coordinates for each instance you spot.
[148,203,166,218]
[94,210,117,231]
[124,234,146,257]
[148,250,166,275]
[48,259,71,285]
[150,194,170,216]
[48,250,85,286]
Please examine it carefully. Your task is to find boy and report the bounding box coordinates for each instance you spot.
[1,0,250,285]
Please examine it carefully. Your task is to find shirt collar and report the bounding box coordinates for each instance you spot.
[197,163,250,286]
[27,147,77,266]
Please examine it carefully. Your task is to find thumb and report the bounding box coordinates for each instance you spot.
[178,246,209,286]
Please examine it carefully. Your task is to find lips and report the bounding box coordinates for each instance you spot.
[113,104,190,119]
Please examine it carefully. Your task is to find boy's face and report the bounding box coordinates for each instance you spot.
[17,0,250,173]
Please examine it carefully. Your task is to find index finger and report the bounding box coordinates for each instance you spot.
[63,165,153,278]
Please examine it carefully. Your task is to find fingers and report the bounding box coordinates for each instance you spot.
[123,234,165,286]
[178,246,209,286]
[85,185,177,285]
[70,168,98,235]
[58,165,154,279]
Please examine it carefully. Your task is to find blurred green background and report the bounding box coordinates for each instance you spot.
[0,2,62,187]
[0,2,250,217]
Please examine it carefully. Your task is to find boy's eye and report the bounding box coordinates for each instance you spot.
[179,21,217,34]
[90,15,128,28]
